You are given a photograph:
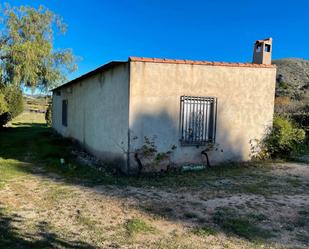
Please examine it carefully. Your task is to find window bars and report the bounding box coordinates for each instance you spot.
[180,96,217,145]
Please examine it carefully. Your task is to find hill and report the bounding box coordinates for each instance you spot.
[273,58,309,99]
[272,58,309,132]
[23,95,50,113]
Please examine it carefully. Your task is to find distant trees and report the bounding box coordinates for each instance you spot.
[0,4,77,126]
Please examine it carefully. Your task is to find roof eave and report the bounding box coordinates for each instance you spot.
[51,61,127,91]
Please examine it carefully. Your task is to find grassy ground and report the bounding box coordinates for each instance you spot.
[0,111,308,248]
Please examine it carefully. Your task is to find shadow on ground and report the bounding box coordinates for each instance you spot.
[0,123,308,247]
[0,207,94,249]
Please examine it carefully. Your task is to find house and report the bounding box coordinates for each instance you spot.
[52,38,276,173]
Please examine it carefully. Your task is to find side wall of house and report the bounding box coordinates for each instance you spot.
[52,63,129,171]
[129,61,276,168]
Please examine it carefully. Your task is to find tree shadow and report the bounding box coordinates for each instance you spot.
[0,115,305,246]
[0,207,95,249]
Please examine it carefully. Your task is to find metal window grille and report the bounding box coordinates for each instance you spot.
[62,100,68,127]
[180,96,217,145]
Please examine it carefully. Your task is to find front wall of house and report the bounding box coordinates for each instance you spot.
[52,64,129,170]
[129,61,276,167]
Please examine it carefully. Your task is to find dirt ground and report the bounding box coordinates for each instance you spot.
[0,161,308,249]
[0,111,308,248]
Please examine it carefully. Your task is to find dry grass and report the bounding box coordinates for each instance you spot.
[0,111,308,248]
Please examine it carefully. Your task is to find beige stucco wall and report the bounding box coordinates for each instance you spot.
[129,61,276,167]
[52,63,129,170]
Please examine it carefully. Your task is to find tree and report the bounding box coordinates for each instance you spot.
[0,4,77,90]
[0,4,77,126]
[0,91,8,118]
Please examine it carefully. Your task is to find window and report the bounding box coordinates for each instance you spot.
[264,44,271,52]
[256,44,262,52]
[180,96,217,145]
[62,100,68,127]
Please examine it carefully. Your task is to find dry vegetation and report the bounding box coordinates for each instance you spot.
[0,103,308,249]
[273,58,309,134]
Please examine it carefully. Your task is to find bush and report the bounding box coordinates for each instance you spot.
[261,116,306,158]
[290,113,309,133]
[45,103,52,126]
[0,112,11,127]
[0,86,24,127]
[0,92,8,115]
[3,86,24,118]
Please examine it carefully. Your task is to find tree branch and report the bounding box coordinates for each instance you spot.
[0,37,9,48]
[0,55,9,61]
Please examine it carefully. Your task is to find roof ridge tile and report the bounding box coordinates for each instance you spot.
[129,56,276,68]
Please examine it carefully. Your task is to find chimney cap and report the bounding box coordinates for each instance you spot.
[255,37,272,44]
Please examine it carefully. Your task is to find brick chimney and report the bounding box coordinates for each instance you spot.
[252,38,272,65]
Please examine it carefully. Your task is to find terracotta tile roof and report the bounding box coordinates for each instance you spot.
[129,56,276,68]
[52,55,276,91]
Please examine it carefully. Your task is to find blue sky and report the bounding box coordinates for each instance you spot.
[4,0,309,81]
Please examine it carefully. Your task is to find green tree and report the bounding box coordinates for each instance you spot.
[0,92,8,115]
[0,4,77,126]
[0,4,77,90]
